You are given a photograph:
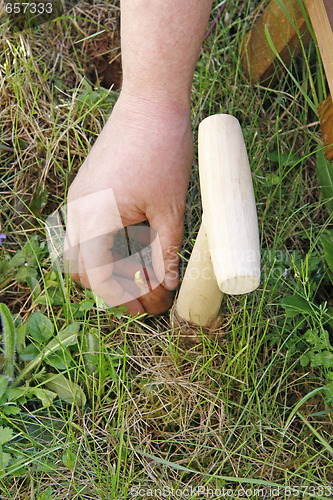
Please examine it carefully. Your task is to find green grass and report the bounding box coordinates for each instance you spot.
[1,0,333,498]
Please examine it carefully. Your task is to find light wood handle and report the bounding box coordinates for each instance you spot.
[198,114,260,295]
[175,223,223,327]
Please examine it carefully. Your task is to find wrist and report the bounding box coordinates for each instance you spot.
[118,86,192,120]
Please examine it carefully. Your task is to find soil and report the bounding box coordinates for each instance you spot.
[80,25,122,90]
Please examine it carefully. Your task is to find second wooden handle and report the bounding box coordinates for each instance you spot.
[198,114,260,295]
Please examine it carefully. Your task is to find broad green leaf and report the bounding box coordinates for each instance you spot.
[26,275,41,299]
[94,293,107,310]
[11,467,29,477]
[0,258,11,278]
[108,305,127,318]
[316,150,333,215]
[304,329,320,345]
[281,295,312,317]
[0,303,16,380]
[16,265,38,283]
[0,451,11,470]
[45,350,72,370]
[8,253,25,269]
[50,289,64,306]
[299,354,310,367]
[13,325,78,386]
[268,151,300,166]
[62,449,76,471]
[312,352,324,368]
[23,235,44,261]
[75,83,118,114]
[324,382,333,404]
[0,376,9,399]
[320,351,333,369]
[0,426,14,445]
[6,387,27,404]
[44,270,58,287]
[42,329,78,353]
[34,295,52,306]
[83,329,99,374]
[27,312,54,343]
[79,298,95,312]
[30,188,48,214]
[36,461,57,473]
[19,343,40,362]
[39,485,55,500]
[320,231,333,275]
[68,302,80,318]
[264,173,280,186]
[2,405,21,415]
[32,388,57,408]
[16,323,27,354]
[44,373,86,406]
[321,329,331,348]
[59,322,80,336]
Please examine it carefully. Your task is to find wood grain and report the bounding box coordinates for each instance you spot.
[198,115,260,295]
[241,0,309,82]
[305,0,333,98]
[318,95,333,162]
[323,0,333,31]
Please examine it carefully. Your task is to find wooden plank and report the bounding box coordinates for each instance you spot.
[305,0,333,98]
[323,0,333,31]
[241,0,310,82]
[318,95,333,162]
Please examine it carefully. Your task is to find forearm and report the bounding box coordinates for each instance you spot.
[120,0,213,113]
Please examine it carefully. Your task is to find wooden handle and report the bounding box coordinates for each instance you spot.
[175,223,223,327]
[305,0,333,98]
[198,114,260,295]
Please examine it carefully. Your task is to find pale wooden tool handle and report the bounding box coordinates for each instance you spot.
[199,114,260,295]
[175,223,223,327]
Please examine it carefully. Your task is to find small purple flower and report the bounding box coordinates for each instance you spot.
[0,234,6,247]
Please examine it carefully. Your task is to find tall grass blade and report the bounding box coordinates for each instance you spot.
[316,150,333,216]
[283,386,326,431]
[320,231,333,275]
[264,25,318,115]
[0,304,16,381]
[297,412,333,457]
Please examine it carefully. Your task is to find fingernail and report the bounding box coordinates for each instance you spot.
[164,271,179,290]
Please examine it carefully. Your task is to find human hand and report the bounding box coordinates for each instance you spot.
[64,92,193,315]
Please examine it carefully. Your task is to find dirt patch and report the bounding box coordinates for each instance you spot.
[88,31,121,89]
[74,3,122,90]
[78,29,122,90]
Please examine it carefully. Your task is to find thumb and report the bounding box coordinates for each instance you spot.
[149,213,183,291]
